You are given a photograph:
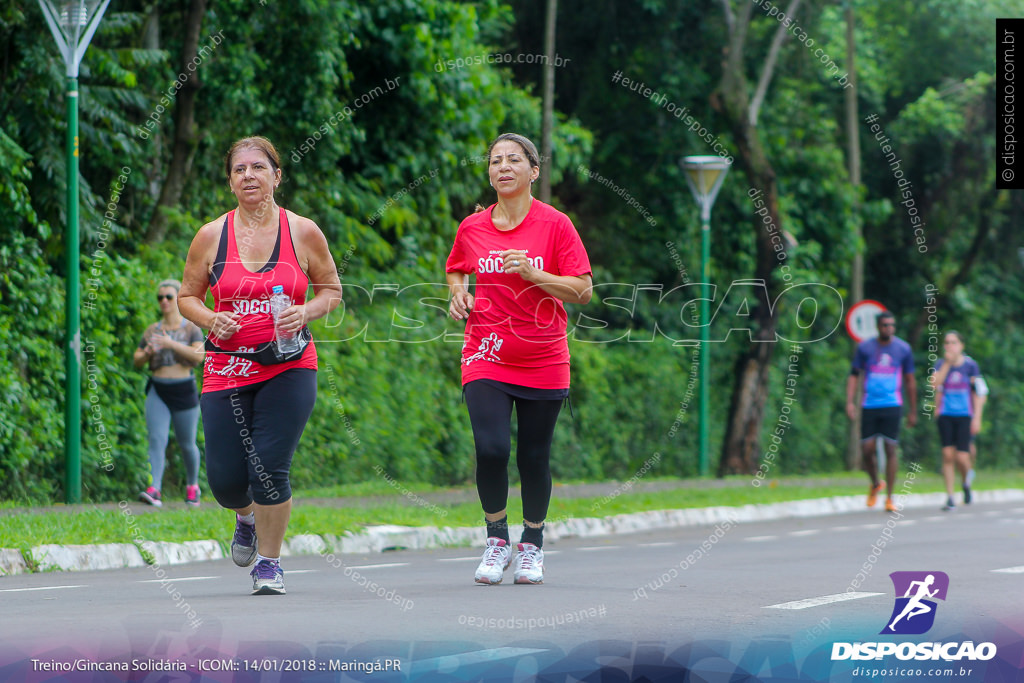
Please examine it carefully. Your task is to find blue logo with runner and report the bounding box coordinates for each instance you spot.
[881,571,949,635]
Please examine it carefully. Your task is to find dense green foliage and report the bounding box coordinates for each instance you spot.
[0,0,1020,503]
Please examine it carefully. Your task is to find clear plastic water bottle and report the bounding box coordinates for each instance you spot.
[269,285,301,354]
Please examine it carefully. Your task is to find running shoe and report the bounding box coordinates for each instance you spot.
[474,538,511,585]
[185,485,201,508]
[250,558,285,595]
[866,481,885,508]
[139,487,162,507]
[884,498,898,513]
[941,497,956,512]
[513,543,544,585]
[963,482,972,505]
[231,517,258,567]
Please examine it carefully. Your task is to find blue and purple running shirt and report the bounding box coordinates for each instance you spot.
[934,356,982,417]
[851,336,915,408]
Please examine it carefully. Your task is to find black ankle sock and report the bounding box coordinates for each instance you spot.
[486,516,510,544]
[521,523,544,549]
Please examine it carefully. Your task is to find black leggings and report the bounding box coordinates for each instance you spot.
[464,380,563,523]
[200,369,317,508]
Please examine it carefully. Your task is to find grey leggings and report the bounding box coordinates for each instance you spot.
[146,378,201,489]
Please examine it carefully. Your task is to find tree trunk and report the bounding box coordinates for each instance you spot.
[539,0,557,203]
[845,2,864,471]
[711,0,789,475]
[145,0,207,243]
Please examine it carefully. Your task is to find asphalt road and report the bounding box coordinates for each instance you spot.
[2,500,1022,680]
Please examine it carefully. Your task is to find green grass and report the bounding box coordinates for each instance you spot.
[1,471,1021,549]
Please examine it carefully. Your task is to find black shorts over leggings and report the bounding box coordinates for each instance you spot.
[200,368,317,507]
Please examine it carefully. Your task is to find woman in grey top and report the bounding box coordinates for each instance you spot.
[133,278,206,507]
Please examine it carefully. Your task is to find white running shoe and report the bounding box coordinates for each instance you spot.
[514,543,544,584]
[474,538,511,585]
[250,558,285,595]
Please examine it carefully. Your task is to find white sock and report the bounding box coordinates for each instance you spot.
[237,512,255,525]
[256,554,279,564]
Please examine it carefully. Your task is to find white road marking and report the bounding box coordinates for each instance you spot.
[639,542,675,547]
[992,566,1024,574]
[437,557,481,563]
[765,592,884,610]
[744,535,779,542]
[138,576,218,583]
[578,546,620,552]
[789,530,820,537]
[347,563,409,570]
[0,585,84,593]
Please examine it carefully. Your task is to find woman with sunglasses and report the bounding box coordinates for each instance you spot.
[133,278,206,507]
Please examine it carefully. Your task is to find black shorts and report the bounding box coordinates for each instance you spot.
[937,415,972,452]
[861,406,902,442]
[200,368,317,507]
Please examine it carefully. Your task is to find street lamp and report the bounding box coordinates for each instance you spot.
[38,0,111,503]
[681,155,731,477]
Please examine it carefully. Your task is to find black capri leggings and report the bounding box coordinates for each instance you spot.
[200,368,317,508]
[464,380,563,523]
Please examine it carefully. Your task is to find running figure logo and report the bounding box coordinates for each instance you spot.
[881,571,950,635]
[463,333,503,366]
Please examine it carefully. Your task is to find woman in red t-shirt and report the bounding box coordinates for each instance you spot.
[179,136,341,596]
[446,133,593,585]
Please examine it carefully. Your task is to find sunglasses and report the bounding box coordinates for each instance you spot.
[156,294,176,301]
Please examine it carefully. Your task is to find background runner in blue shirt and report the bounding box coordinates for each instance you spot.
[846,311,917,512]
[931,331,986,511]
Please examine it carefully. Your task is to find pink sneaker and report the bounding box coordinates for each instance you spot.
[185,485,201,508]
[140,486,162,507]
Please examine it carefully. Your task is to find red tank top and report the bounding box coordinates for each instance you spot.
[202,208,317,392]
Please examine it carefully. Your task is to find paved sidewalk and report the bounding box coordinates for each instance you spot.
[3,478,1020,577]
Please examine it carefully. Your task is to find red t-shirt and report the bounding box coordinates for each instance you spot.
[445,199,591,389]
[202,208,317,392]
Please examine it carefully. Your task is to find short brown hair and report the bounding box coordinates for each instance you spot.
[487,133,541,169]
[224,136,282,179]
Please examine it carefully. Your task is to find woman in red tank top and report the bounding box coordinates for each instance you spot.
[179,136,341,595]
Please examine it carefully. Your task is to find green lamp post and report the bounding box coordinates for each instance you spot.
[38,0,111,503]
[681,155,731,476]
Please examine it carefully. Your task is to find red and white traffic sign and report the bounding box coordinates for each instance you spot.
[846,300,886,343]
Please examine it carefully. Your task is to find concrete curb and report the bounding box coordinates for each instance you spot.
[2,489,1020,576]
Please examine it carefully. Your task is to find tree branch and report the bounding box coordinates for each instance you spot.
[749,0,801,127]
[720,0,735,36]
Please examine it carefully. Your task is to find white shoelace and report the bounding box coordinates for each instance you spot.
[482,544,507,567]
[518,547,540,570]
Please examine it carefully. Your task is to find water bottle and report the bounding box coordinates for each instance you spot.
[269,285,301,355]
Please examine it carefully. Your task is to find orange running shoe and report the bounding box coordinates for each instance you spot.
[885,498,897,512]
[867,481,885,508]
